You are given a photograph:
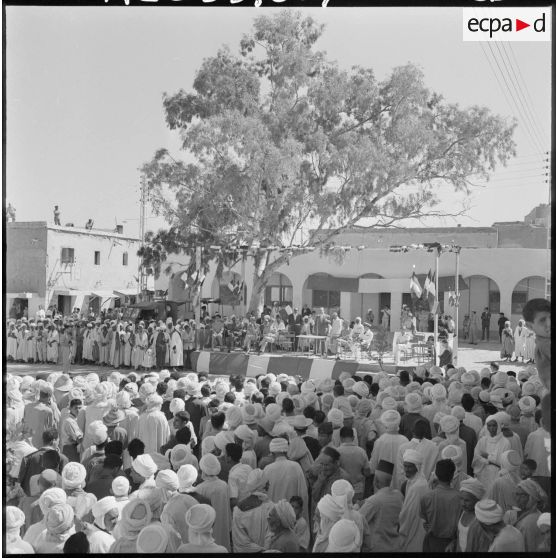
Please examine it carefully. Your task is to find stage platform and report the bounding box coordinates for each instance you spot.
[190,350,417,380]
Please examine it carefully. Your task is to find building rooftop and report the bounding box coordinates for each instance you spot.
[7,221,140,242]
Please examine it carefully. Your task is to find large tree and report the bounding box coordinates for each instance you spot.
[140,10,516,313]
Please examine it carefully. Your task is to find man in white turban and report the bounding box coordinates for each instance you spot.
[474,499,524,552]
[266,500,300,553]
[130,454,158,491]
[262,437,309,524]
[87,496,119,552]
[456,478,486,552]
[23,487,67,548]
[34,503,76,553]
[5,506,34,554]
[231,468,274,553]
[398,448,429,552]
[326,518,361,552]
[137,393,170,454]
[194,454,231,551]
[176,504,228,553]
[486,449,522,511]
[370,410,408,489]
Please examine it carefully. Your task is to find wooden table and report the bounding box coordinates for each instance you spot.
[296,334,327,356]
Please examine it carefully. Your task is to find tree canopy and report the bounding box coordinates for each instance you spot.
[140,10,516,312]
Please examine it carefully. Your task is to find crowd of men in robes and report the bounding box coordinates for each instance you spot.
[6,337,552,554]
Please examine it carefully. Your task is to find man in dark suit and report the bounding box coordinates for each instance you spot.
[289,307,303,351]
[497,312,508,343]
[314,307,330,356]
[18,428,68,496]
[481,307,492,341]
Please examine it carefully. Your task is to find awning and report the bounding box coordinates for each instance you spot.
[90,290,119,299]
[415,275,469,291]
[113,289,138,297]
[7,292,36,299]
[306,274,359,293]
[53,289,90,297]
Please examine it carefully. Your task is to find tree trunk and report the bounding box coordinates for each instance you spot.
[248,272,266,315]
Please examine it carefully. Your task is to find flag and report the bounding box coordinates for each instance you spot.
[426,270,437,312]
[410,272,422,298]
[228,280,235,292]
[423,270,432,296]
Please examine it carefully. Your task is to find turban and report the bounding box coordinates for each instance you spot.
[214,431,235,452]
[317,494,345,521]
[46,503,75,535]
[170,444,193,469]
[331,479,354,508]
[199,453,221,476]
[274,500,296,530]
[517,370,530,382]
[136,487,163,517]
[269,437,289,453]
[448,389,463,406]
[479,390,491,403]
[276,374,289,383]
[406,381,421,393]
[381,397,398,411]
[87,420,108,445]
[271,422,294,437]
[441,445,462,462]
[245,468,267,493]
[132,455,158,478]
[402,449,423,467]
[38,487,67,516]
[266,403,282,423]
[451,406,466,421]
[537,513,551,529]
[356,399,373,416]
[103,406,125,427]
[177,464,198,491]
[185,504,216,533]
[170,398,185,414]
[507,405,521,420]
[276,392,289,406]
[480,368,491,379]
[112,476,130,497]
[493,371,508,388]
[159,369,171,380]
[54,374,73,392]
[342,378,355,393]
[380,410,401,428]
[327,409,344,428]
[300,381,315,395]
[475,500,504,525]
[201,436,216,456]
[500,450,521,471]
[124,382,138,396]
[405,393,422,413]
[92,496,118,526]
[5,506,26,531]
[114,390,131,409]
[459,478,485,500]
[286,383,299,396]
[440,414,460,434]
[522,382,536,396]
[241,404,258,425]
[318,378,335,393]
[235,424,257,442]
[62,462,87,490]
[269,382,282,396]
[519,396,536,413]
[120,500,152,534]
[319,393,333,408]
[145,393,163,410]
[156,470,179,492]
[37,380,54,396]
[430,384,447,400]
[139,382,155,400]
[225,406,243,430]
[327,519,360,553]
[137,523,169,553]
[461,372,476,386]
[517,479,546,503]
[244,383,258,397]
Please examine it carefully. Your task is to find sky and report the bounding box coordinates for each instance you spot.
[6,6,552,239]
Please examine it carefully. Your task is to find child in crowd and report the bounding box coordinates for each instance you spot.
[290,495,310,552]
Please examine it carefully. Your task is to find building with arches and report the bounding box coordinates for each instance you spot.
[158,206,549,335]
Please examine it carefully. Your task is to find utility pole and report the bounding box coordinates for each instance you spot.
[544,152,551,300]
[138,177,147,298]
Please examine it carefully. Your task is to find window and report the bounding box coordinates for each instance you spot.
[122,252,128,266]
[94,251,100,265]
[489,290,500,314]
[312,290,340,310]
[511,291,528,314]
[265,285,293,307]
[60,247,75,264]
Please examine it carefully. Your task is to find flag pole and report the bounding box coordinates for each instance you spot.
[434,246,440,366]
[454,247,460,363]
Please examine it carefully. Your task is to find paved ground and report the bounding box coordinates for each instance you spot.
[6,339,533,378]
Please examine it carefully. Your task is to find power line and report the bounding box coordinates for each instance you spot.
[493,41,547,153]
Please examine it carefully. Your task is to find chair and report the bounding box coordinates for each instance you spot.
[411,342,428,363]
[277,332,295,352]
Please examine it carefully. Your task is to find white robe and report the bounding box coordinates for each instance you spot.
[169,329,183,367]
[399,473,429,552]
[137,408,170,454]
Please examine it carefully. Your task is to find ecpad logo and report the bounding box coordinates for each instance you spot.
[463,8,551,41]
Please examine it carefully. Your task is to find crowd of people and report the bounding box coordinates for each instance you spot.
[6,304,380,370]
[6,351,551,552]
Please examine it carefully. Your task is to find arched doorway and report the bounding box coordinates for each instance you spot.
[511,276,546,319]
[264,272,293,308]
[463,275,501,338]
[356,273,384,324]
